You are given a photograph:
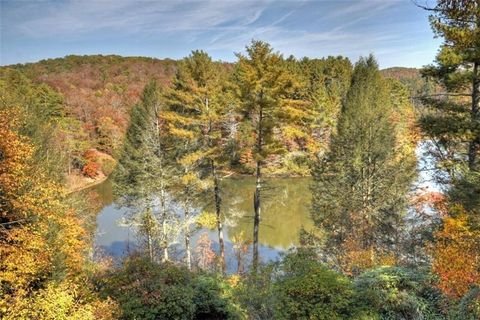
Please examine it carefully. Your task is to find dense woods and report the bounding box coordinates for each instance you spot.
[1,1,479,319]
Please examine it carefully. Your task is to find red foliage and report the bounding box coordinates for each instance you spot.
[430,207,480,299]
[410,189,448,216]
[82,161,100,178]
[83,149,99,162]
[194,233,216,271]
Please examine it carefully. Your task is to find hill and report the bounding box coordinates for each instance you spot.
[10,55,178,154]
[380,67,433,97]
[2,55,419,185]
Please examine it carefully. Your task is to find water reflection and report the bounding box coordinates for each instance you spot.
[91,176,313,267]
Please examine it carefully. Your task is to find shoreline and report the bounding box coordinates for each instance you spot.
[66,174,109,194]
[68,170,311,194]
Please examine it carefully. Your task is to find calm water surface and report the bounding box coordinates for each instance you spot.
[91,176,313,270]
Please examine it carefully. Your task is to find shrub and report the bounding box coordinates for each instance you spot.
[234,250,361,320]
[82,161,100,178]
[6,281,118,320]
[272,249,358,320]
[234,264,277,320]
[101,256,242,320]
[97,155,116,176]
[192,274,242,319]
[449,286,480,320]
[354,266,446,320]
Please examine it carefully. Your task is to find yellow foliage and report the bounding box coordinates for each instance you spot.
[181,171,198,185]
[168,125,195,140]
[4,281,118,320]
[0,107,117,318]
[196,211,218,230]
[430,208,480,298]
[339,237,397,276]
[227,274,241,288]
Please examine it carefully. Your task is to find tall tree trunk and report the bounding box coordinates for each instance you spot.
[146,209,154,262]
[147,231,154,262]
[160,188,169,262]
[252,105,263,272]
[252,161,261,272]
[469,61,480,170]
[184,204,192,270]
[154,103,169,262]
[212,163,226,274]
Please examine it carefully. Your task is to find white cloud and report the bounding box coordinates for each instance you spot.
[9,0,272,36]
[1,0,439,67]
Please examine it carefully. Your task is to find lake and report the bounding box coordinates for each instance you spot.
[91,176,313,272]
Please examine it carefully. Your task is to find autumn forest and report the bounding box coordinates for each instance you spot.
[1,1,479,319]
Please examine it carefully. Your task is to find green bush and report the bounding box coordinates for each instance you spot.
[101,256,241,320]
[102,257,195,320]
[233,264,277,320]
[234,250,363,320]
[272,250,358,320]
[192,274,242,319]
[449,286,480,320]
[354,266,446,320]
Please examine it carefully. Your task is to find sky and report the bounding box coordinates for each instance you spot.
[1,0,441,68]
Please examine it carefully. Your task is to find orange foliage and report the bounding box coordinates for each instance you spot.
[411,189,448,216]
[83,148,99,162]
[194,232,217,271]
[0,108,94,315]
[430,207,480,299]
[20,55,177,157]
[82,161,100,178]
[339,236,396,276]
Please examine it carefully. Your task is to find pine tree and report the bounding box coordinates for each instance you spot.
[114,80,176,262]
[233,41,299,270]
[419,0,480,218]
[310,56,417,271]
[162,51,231,271]
[281,56,353,174]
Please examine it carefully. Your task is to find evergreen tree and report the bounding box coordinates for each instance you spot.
[114,80,176,262]
[310,56,416,272]
[419,0,480,219]
[281,56,353,174]
[232,41,299,270]
[162,51,230,273]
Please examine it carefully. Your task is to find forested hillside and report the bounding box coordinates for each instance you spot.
[4,54,357,185]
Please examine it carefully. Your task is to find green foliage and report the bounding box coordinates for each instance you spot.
[101,256,241,320]
[272,250,358,320]
[381,67,436,98]
[448,170,480,227]
[354,267,446,320]
[192,274,242,319]
[448,286,480,320]
[102,257,196,320]
[0,68,69,180]
[113,80,177,261]
[233,250,368,319]
[310,56,417,263]
[420,0,480,218]
[233,40,298,164]
[234,264,277,319]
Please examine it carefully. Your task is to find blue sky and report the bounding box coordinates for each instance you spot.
[1,0,440,68]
